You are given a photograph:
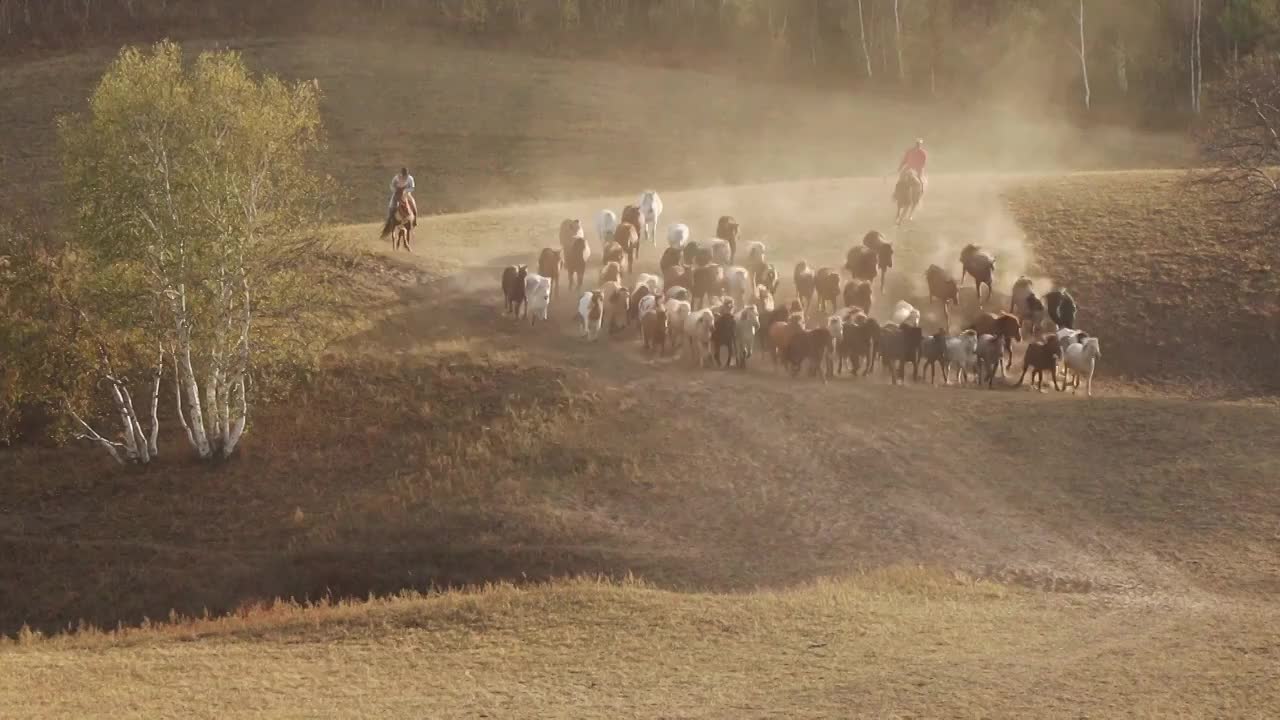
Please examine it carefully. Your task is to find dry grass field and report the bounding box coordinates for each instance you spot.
[3,35,1279,718]
[6,574,1280,718]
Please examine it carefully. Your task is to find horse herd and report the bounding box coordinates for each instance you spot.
[499,191,1104,397]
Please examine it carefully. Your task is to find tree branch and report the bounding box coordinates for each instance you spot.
[68,406,126,466]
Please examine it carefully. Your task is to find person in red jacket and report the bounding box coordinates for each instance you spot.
[898,138,927,185]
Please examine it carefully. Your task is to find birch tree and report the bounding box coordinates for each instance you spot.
[58,41,333,462]
[1071,0,1091,110]
[846,0,872,80]
[892,0,905,84]
[0,217,162,464]
[1191,0,1203,113]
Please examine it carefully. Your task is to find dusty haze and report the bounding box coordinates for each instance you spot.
[0,35,1191,221]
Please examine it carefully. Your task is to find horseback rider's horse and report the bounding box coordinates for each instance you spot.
[893,168,925,225]
[381,186,416,252]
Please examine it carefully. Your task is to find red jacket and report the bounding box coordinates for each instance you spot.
[900,147,927,173]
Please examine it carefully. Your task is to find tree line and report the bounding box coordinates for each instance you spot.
[4,1,1280,122]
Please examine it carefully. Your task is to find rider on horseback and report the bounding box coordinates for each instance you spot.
[388,167,419,228]
[892,138,927,224]
[898,138,927,188]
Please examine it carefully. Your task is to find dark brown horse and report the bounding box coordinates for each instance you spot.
[959,244,997,307]
[613,222,640,274]
[924,264,960,329]
[565,236,590,292]
[893,168,924,225]
[862,231,894,293]
[968,311,1022,371]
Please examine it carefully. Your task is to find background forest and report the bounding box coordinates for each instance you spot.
[4,0,1277,125]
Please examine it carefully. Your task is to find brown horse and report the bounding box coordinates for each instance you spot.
[381,187,415,252]
[862,231,894,293]
[893,168,924,225]
[924,264,960,329]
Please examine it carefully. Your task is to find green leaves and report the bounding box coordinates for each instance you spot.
[39,40,338,457]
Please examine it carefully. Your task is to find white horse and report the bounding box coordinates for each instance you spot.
[595,210,618,248]
[639,190,663,248]
[1063,337,1101,396]
[667,223,690,249]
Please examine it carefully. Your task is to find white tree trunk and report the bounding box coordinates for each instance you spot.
[109,382,140,461]
[172,349,197,450]
[147,350,162,458]
[1115,38,1128,95]
[1077,0,1090,111]
[1191,0,1203,114]
[893,0,905,84]
[221,276,252,457]
[177,332,213,459]
[68,408,125,465]
[810,4,819,69]
[119,384,150,464]
[206,365,220,443]
[70,360,162,466]
[172,281,213,459]
[223,375,247,457]
[857,0,873,79]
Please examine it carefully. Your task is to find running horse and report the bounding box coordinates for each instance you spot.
[381,186,416,252]
[893,168,925,225]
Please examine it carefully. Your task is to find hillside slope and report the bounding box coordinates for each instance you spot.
[0,36,1189,220]
[1007,170,1280,395]
[5,172,1279,638]
[4,169,1280,715]
[2,39,1276,718]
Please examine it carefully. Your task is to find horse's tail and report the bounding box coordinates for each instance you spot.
[380,214,397,239]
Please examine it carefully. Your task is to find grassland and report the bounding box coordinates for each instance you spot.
[7,572,1280,719]
[2,35,1278,719]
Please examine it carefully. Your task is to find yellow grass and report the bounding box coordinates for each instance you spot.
[5,570,1279,718]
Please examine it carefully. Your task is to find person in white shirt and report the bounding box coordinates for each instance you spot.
[388,167,418,227]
